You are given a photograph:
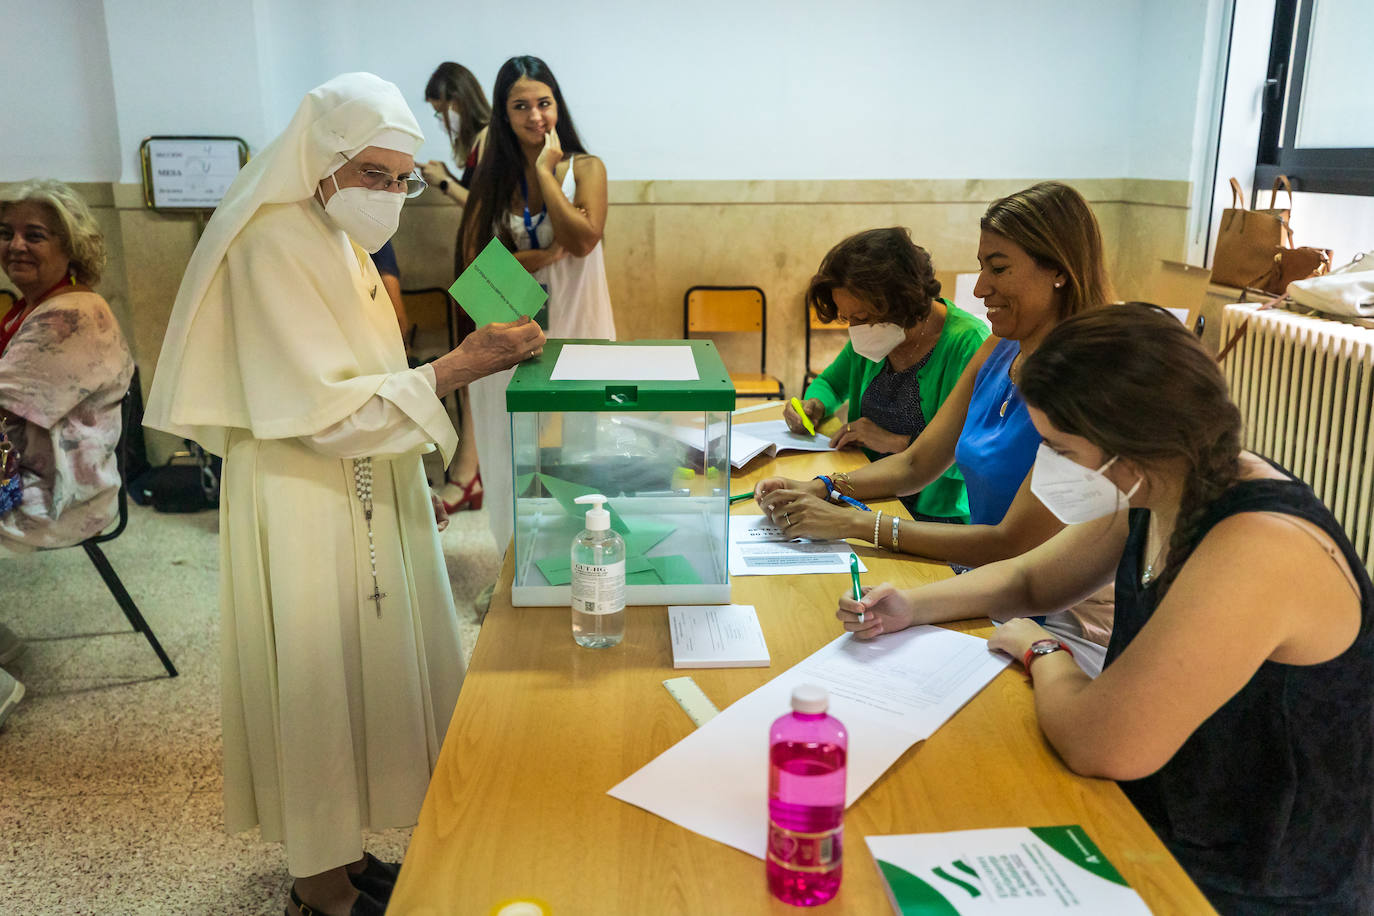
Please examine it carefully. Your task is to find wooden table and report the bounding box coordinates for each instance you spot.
[388,415,1213,915]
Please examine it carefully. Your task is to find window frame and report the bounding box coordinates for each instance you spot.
[1255,0,1374,197]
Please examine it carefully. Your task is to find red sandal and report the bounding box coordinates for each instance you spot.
[440,471,483,512]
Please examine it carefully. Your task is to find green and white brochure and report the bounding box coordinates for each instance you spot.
[866,826,1151,914]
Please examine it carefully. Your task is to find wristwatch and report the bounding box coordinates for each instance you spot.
[438,179,450,193]
[1023,638,1073,674]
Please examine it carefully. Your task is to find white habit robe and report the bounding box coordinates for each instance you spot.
[218,204,463,877]
[144,73,463,876]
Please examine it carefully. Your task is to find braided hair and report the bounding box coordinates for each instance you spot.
[1018,303,1243,597]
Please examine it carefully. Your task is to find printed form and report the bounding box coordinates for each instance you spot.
[608,626,1009,859]
[728,515,868,576]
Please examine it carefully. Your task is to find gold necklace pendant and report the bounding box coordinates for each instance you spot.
[999,398,1009,418]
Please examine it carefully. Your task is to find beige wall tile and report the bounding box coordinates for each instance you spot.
[7,177,1190,461]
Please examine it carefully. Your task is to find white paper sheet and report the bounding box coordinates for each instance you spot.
[730,419,832,468]
[669,604,770,668]
[550,344,699,381]
[608,627,1010,859]
[727,515,868,576]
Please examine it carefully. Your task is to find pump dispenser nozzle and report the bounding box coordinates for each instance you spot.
[574,493,611,531]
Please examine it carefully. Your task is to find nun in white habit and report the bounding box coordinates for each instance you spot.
[144,73,544,916]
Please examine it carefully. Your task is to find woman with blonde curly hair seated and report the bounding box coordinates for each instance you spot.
[0,179,134,554]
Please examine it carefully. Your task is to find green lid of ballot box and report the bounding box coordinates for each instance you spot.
[506,339,735,608]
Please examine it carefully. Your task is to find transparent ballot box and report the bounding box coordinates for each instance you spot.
[507,339,735,607]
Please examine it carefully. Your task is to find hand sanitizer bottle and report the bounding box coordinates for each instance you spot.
[571,494,625,648]
[767,684,847,906]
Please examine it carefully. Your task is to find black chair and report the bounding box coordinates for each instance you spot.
[79,381,177,678]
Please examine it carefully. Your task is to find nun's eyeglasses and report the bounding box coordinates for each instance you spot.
[356,168,428,198]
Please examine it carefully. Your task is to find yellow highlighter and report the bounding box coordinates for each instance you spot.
[789,397,816,436]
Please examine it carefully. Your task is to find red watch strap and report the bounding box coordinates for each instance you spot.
[1022,640,1074,674]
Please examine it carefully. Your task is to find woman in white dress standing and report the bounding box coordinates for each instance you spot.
[461,55,615,564]
[144,73,544,916]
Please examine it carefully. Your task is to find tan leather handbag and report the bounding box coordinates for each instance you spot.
[1212,177,1294,290]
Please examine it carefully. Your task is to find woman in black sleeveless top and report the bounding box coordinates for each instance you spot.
[833,304,1372,913]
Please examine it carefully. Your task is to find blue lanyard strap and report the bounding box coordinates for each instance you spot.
[815,475,871,511]
[517,172,547,250]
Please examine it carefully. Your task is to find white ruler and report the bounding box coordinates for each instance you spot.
[663,676,720,727]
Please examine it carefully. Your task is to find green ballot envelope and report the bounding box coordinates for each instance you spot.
[448,237,549,328]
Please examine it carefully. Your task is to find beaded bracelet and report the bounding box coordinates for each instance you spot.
[873,510,884,547]
[891,515,900,551]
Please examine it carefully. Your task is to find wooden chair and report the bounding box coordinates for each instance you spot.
[683,285,784,399]
[77,379,178,677]
[803,302,847,389]
[401,287,458,363]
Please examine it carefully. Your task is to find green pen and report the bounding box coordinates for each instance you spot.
[728,492,755,504]
[849,553,864,622]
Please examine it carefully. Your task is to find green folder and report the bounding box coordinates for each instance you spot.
[448,237,549,328]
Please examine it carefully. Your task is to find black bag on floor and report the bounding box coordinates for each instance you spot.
[131,441,220,513]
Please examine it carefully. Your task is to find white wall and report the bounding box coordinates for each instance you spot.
[4,0,1219,185]
[0,0,121,181]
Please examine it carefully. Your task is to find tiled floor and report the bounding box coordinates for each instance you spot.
[0,500,499,915]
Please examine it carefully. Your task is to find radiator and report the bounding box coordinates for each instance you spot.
[1220,303,1374,574]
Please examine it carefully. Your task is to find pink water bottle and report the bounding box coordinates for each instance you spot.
[767,684,847,906]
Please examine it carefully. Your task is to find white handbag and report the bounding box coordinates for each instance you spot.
[1288,251,1374,318]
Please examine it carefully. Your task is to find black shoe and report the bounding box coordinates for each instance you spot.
[347,853,401,902]
[286,883,386,916]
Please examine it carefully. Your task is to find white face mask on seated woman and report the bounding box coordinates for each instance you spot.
[1030,443,1141,524]
[848,322,907,362]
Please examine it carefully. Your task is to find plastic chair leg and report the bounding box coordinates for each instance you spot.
[81,542,178,678]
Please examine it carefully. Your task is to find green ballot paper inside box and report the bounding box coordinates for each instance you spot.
[505,339,739,607]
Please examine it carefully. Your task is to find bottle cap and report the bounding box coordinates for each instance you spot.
[791,683,828,714]
[574,493,611,531]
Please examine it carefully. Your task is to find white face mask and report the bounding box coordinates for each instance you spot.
[321,174,405,253]
[1030,443,1141,524]
[848,322,907,361]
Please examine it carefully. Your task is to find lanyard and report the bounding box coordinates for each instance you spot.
[517,172,547,250]
[0,275,74,356]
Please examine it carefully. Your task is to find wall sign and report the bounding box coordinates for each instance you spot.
[139,136,248,210]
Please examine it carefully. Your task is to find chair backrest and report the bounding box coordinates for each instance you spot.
[402,287,457,361]
[0,289,15,311]
[684,285,768,372]
[86,379,135,546]
[804,302,846,386]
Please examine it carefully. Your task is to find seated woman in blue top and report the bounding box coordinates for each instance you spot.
[760,182,1109,548]
[758,182,1115,654]
[838,304,1374,914]
[784,228,988,523]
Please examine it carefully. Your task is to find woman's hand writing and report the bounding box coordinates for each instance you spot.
[830,416,910,455]
[836,582,917,639]
[783,398,826,434]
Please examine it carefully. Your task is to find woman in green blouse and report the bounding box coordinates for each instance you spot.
[786,228,988,522]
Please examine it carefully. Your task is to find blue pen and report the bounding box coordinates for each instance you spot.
[849,553,864,623]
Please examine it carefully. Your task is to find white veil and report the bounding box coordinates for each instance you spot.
[144,73,456,460]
